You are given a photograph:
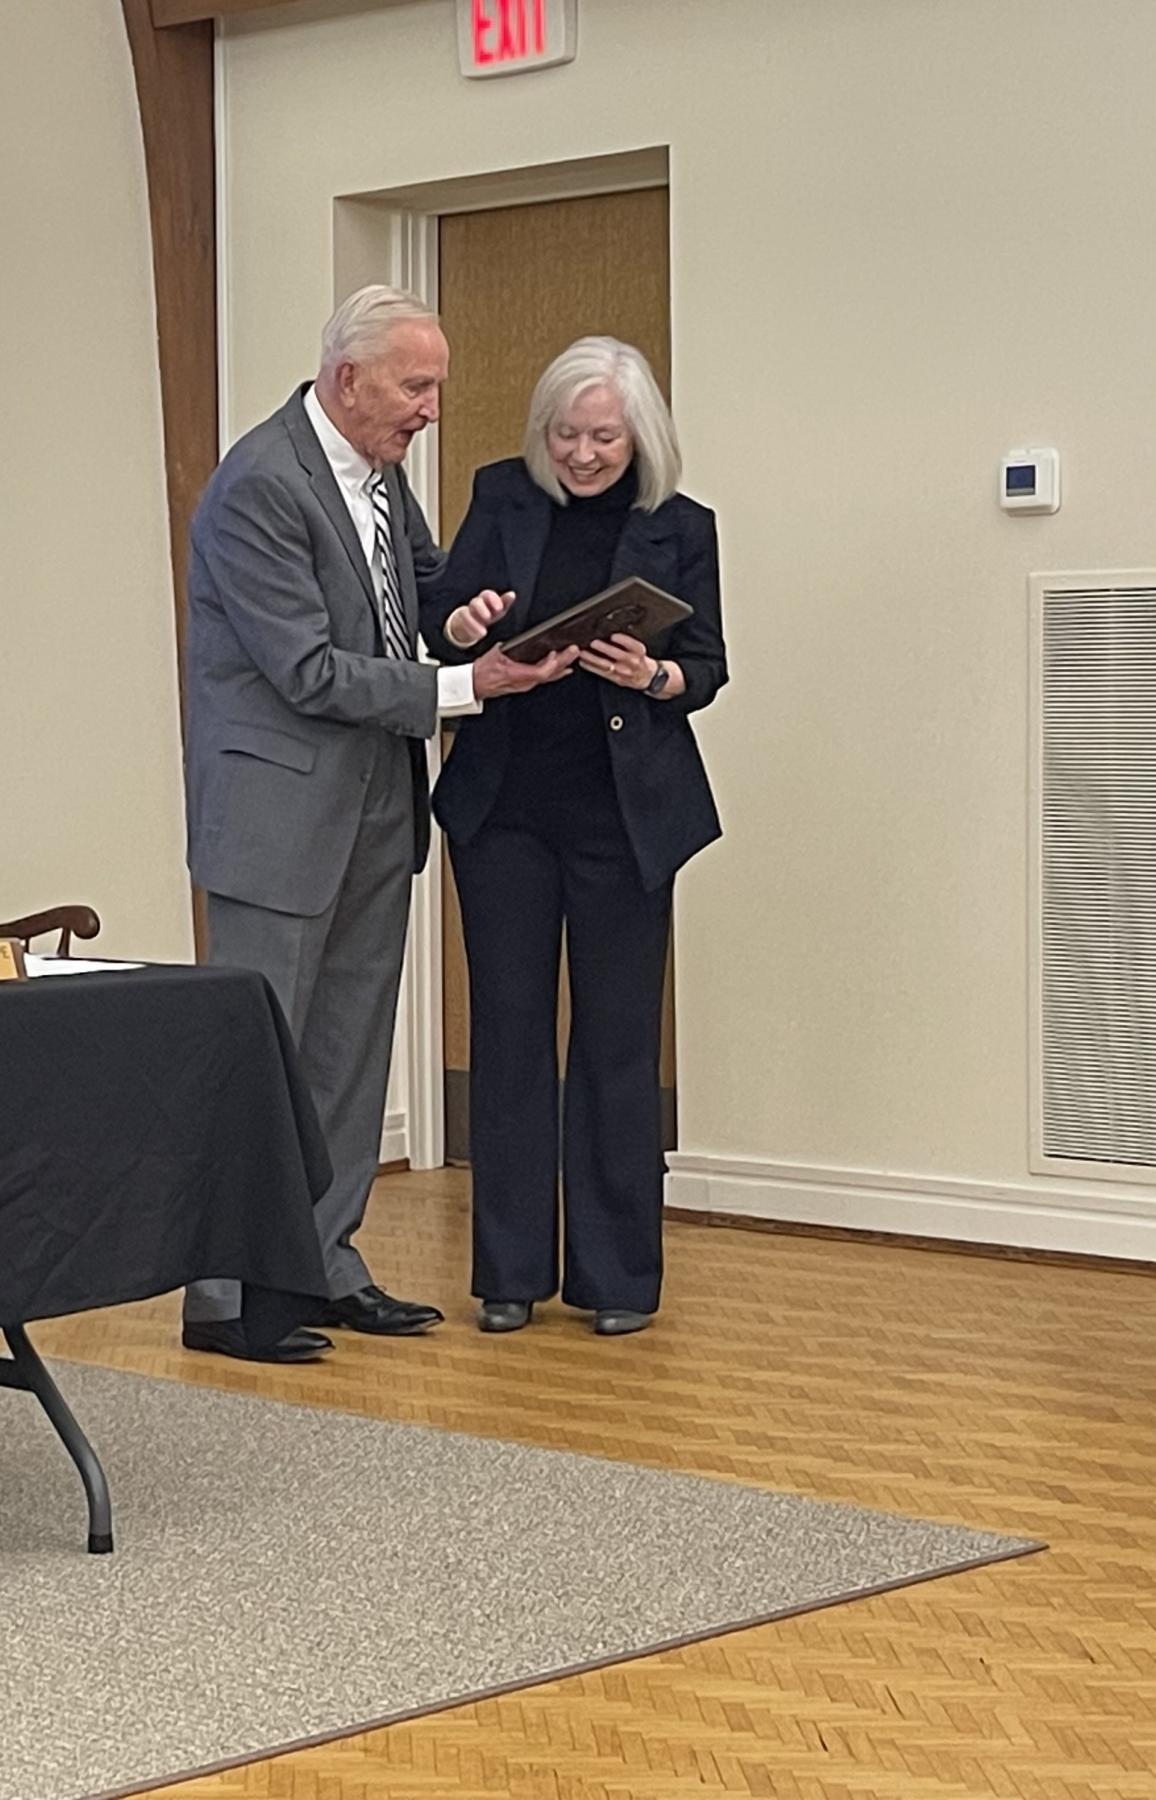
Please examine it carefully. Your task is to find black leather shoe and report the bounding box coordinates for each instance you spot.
[478,1300,533,1333]
[593,1309,654,1337]
[181,1321,334,1362]
[311,1284,444,1336]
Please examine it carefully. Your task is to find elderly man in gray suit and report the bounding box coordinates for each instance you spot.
[181,285,575,1363]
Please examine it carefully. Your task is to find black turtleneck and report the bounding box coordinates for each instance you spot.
[527,459,639,621]
[492,463,639,818]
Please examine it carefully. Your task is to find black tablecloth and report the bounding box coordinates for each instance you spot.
[0,964,331,1346]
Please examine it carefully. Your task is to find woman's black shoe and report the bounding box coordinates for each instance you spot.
[477,1300,533,1333]
[593,1309,653,1337]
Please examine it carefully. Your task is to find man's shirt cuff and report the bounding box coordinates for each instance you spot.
[437,663,481,716]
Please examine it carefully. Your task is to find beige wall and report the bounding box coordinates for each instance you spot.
[1,1,192,962]
[219,0,1156,1245]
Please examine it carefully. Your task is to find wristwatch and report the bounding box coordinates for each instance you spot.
[643,661,670,698]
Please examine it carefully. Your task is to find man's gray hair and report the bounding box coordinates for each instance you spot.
[523,336,681,513]
[320,284,437,369]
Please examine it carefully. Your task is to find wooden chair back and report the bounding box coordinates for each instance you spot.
[0,907,102,957]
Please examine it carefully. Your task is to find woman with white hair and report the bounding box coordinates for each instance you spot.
[423,337,727,1337]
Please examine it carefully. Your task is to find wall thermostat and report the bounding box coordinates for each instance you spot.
[1000,447,1061,514]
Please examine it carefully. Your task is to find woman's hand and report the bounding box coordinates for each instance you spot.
[578,633,654,688]
[579,633,685,697]
[446,589,517,649]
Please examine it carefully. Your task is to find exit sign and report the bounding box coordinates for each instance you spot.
[457,0,577,79]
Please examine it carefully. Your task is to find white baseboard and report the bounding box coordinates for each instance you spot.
[379,1110,408,1168]
[665,1151,1156,1262]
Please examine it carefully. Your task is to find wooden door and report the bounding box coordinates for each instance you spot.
[437,188,675,1161]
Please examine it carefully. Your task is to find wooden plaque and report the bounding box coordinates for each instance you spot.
[0,939,27,981]
[502,577,693,664]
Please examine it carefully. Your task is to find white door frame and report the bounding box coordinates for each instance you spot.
[393,212,446,1171]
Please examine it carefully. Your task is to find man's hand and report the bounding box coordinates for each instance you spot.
[472,643,579,699]
[446,589,517,649]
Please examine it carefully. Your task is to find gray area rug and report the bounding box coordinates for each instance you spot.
[0,1363,1041,1800]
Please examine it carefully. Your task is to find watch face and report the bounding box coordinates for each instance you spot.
[647,666,669,696]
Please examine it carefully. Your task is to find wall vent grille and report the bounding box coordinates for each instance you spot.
[1031,574,1156,1177]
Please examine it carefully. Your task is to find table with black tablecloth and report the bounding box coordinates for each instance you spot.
[0,963,331,1551]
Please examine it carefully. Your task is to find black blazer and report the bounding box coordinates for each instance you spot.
[421,458,728,891]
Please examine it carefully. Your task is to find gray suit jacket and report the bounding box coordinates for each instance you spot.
[183,385,446,917]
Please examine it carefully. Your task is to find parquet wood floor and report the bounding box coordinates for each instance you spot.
[33,1170,1156,1800]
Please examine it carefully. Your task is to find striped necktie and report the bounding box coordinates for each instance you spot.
[366,471,414,660]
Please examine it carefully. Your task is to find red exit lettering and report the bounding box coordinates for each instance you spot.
[472,0,547,66]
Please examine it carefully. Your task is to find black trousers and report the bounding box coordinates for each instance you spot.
[450,795,673,1314]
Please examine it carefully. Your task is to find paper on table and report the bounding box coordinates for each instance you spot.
[24,956,146,978]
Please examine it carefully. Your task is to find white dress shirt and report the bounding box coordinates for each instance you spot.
[303,385,478,716]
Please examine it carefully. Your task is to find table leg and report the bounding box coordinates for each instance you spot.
[0,1326,114,1553]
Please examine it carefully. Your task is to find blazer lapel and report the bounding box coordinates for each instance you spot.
[501,483,553,633]
[611,504,681,591]
[281,389,377,613]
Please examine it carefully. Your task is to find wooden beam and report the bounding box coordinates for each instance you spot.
[151,0,359,24]
[120,0,217,952]
[152,0,418,23]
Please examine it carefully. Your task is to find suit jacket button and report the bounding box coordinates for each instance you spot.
[609,715,624,732]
